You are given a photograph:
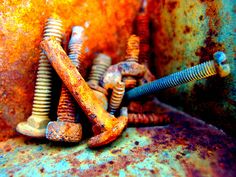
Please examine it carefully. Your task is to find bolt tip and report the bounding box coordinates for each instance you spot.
[214,51,226,63]
[213,51,230,77]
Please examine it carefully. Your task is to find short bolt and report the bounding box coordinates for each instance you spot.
[108,81,125,115]
[16,16,63,137]
[128,113,170,126]
[123,35,140,88]
[125,51,231,100]
[87,54,112,110]
[46,26,84,142]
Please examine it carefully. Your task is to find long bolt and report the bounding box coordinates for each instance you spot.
[16,16,63,137]
[41,38,128,148]
[87,54,111,110]
[109,81,125,115]
[46,26,84,142]
[136,3,150,66]
[123,35,140,88]
[125,51,230,100]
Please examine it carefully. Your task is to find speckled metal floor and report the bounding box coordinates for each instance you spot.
[0,101,236,177]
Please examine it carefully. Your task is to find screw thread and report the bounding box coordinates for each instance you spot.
[57,84,76,123]
[57,26,84,123]
[136,13,150,65]
[32,17,63,117]
[125,34,140,62]
[109,81,125,115]
[128,113,170,125]
[123,35,140,88]
[88,54,111,84]
[125,60,217,100]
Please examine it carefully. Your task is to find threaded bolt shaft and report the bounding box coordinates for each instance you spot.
[123,35,140,88]
[16,16,63,137]
[88,54,111,85]
[109,81,125,115]
[128,113,170,126]
[136,12,150,66]
[57,26,84,123]
[32,18,63,117]
[125,51,230,100]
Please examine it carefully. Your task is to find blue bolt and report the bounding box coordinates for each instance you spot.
[125,51,230,100]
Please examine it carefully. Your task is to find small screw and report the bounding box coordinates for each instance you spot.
[87,54,112,110]
[123,35,140,88]
[125,51,231,100]
[46,26,84,142]
[16,16,63,137]
[108,81,125,115]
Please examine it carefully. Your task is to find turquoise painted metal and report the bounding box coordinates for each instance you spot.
[0,101,235,176]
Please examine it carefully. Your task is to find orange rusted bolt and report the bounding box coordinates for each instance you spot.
[128,113,170,126]
[123,34,140,88]
[41,38,128,148]
[108,81,125,115]
[16,16,63,137]
[46,26,84,142]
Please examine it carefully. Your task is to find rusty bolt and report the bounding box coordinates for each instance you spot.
[128,113,170,126]
[123,34,140,88]
[46,26,84,142]
[16,16,63,137]
[41,38,128,148]
[109,81,125,115]
[102,61,146,90]
[125,51,231,101]
[87,54,111,110]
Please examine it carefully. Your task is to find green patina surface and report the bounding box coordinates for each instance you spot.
[0,102,235,176]
[149,0,236,136]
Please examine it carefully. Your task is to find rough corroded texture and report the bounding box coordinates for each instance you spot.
[41,39,128,148]
[0,102,235,176]
[0,0,140,140]
[148,0,236,137]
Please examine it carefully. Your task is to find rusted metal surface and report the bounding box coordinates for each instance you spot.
[0,101,235,176]
[102,62,146,90]
[148,0,236,136]
[0,0,140,140]
[41,38,128,148]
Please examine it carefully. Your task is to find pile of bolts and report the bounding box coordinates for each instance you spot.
[16,14,230,148]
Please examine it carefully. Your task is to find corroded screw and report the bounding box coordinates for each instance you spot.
[125,51,231,100]
[108,81,125,115]
[123,35,140,88]
[128,113,170,126]
[46,26,84,142]
[87,54,112,110]
[136,2,150,66]
[41,38,128,148]
[16,16,63,137]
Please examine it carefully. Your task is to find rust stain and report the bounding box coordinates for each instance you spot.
[195,0,225,63]
[183,26,192,34]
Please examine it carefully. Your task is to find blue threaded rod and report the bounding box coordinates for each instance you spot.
[125,51,230,101]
